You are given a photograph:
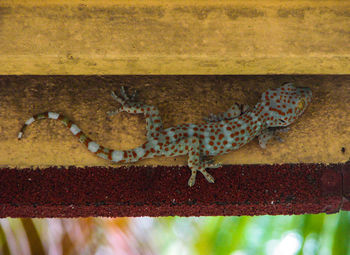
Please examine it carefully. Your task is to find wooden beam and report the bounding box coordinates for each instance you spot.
[1,1,350,74]
[0,163,348,217]
[1,75,349,167]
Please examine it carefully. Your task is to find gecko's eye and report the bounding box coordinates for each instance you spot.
[280,119,286,123]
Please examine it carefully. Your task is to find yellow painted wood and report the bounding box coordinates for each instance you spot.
[0,1,350,74]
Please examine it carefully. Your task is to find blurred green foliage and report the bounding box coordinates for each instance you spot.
[0,212,349,255]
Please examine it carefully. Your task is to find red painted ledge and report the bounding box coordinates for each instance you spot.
[0,163,349,217]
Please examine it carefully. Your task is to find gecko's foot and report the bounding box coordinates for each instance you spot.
[111,86,138,105]
[204,159,222,168]
[275,127,291,134]
[259,135,283,148]
[272,127,290,143]
[187,168,215,186]
[203,113,223,122]
[187,169,215,186]
[275,135,284,143]
[204,160,222,169]
[109,86,141,116]
[259,142,267,149]
[200,156,222,169]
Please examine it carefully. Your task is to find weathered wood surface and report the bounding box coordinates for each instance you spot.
[1,1,350,74]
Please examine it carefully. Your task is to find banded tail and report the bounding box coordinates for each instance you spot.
[18,112,150,163]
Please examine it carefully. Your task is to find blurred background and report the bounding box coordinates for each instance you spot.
[1,212,349,255]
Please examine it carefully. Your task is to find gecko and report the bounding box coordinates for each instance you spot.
[18,83,312,186]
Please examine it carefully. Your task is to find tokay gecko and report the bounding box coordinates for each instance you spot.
[18,83,312,186]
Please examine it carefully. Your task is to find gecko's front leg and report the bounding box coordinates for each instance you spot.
[185,137,216,186]
[107,86,164,138]
[258,127,291,149]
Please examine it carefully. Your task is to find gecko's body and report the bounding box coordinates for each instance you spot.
[18,83,312,186]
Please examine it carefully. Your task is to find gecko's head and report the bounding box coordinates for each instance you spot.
[261,83,312,127]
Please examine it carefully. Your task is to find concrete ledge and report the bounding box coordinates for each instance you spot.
[1,1,350,74]
[0,164,347,217]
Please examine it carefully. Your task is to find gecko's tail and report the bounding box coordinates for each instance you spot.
[18,112,151,163]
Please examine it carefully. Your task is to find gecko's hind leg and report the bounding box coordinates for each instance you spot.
[186,137,215,186]
[108,86,164,138]
[107,86,138,116]
[165,137,215,186]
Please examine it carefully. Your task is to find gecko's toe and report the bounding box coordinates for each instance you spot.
[206,175,215,183]
[201,169,215,183]
[188,178,195,187]
[188,170,197,187]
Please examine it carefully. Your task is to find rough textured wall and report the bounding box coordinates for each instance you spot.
[0,75,349,167]
[0,1,350,74]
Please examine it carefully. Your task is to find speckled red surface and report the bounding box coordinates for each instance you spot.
[0,163,348,217]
